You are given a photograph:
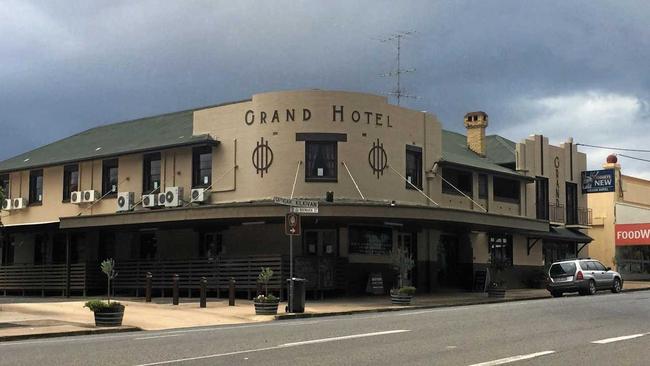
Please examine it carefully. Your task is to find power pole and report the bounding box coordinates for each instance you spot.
[379,31,419,105]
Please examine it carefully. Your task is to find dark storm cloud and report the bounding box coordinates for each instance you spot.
[1,0,650,175]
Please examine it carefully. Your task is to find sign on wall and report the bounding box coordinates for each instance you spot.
[581,169,615,193]
[615,223,650,246]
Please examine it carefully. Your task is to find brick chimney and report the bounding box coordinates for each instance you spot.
[464,111,488,156]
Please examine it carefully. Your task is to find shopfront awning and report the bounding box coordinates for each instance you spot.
[523,226,592,255]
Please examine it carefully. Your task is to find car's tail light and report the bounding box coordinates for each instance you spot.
[576,271,584,280]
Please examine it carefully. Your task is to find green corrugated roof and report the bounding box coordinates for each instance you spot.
[486,135,516,165]
[441,130,522,177]
[0,110,217,173]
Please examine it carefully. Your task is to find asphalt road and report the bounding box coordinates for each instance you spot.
[2,290,650,366]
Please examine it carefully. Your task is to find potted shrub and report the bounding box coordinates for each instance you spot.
[84,259,125,326]
[487,256,509,298]
[390,247,416,305]
[253,267,280,315]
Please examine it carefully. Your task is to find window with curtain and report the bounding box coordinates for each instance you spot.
[305,141,337,181]
[102,159,119,196]
[62,164,79,201]
[143,153,161,193]
[192,146,212,188]
[489,233,513,266]
[29,169,44,204]
[405,146,422,190]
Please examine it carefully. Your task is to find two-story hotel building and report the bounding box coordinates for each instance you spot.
[0,90,592,297]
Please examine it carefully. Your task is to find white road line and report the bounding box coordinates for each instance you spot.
[135,334,183,340]
[468,351,556,366]
[133,329,410,366]
[591,333,647,344]
[279,329,410,347]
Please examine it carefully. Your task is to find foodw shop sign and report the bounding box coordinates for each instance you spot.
[615,223,650,246]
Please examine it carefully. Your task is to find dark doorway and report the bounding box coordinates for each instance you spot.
[438,234,460,287]
[397,232,417,286]
[139,232,158,260]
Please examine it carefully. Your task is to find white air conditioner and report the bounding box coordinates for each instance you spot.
[157,192,167,207]
[1,199,12,211]
[163,187,184,207]
[190,188,210,203]
[70,191,83,204]
[13,198,27,210]
[83,190,99,203]
[142,194,160,208]
[116,192,134,212]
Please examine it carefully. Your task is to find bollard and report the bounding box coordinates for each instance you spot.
[228,277,236,306]
[145,272,152,303]
[200,277,207,308]
[172,274,179,305]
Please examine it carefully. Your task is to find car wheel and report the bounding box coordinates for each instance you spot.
[551,291,563,298]
[588,280,597,295]
[611,278,622,293]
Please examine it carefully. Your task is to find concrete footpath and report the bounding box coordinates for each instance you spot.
[1,280,649,341]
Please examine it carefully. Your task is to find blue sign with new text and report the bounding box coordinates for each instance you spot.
[582,169,615,193]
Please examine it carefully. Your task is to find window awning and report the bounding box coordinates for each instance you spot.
[524,227,593,243]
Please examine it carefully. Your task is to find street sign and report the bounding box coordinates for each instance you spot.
[273,196,318,208]
[285,212,301,236]
[291,206,319,214]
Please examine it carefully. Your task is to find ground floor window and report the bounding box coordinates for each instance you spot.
[303,229,337,256]
[199,232,223,259]
[616,246,650,275]
[489,233,513,266]
[543,241,577,266]
[1,235,14,265]
[349,226,392,255]
[139,232,158,260]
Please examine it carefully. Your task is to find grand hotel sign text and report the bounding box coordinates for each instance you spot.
[244,105,393,128]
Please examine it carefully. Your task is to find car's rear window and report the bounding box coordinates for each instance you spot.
[550,263,576,277]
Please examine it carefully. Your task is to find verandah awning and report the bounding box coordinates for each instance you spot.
[524,227,592,243]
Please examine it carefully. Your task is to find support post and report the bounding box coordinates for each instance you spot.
[228,277,235,306]
[145,272,152,303]
[65,232,71,298]
[289,233,294,313]
[200,277,207,308]
[172,274,179,305]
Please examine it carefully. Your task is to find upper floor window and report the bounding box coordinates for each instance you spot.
[566,182,578,224]
[29,169,43,204]
[143,152,161,194]
[442,167,472,196]
[405,146,422,190]
[0,174,9,197]
[192,146,212,188]
[536,177,549,220]
[102,159,119,196]
[305,141,337,181]
[493,176,520,203]
[478,174,488,199]
[62,164,79,202]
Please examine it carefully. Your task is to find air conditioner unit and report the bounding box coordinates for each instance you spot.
[83,190,99,203]
[163,187,184,207]
[116,192,134,212]
[1,199,12,211]
[157,192,167,207]
[13,198,27,210]
[142,194,160,208]
[70,191,83,204]
[190,188,210,203]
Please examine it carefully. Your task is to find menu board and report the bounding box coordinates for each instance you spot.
[472,269,488,292]
[366,272,384,294]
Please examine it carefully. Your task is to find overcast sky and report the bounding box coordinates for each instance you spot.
[1,0,649,177]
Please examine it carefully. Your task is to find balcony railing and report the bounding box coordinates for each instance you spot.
[549,203,592,226]
[549,203,565,223]
[577,207,593,226]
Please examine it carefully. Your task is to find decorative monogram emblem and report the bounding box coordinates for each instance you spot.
[368,138,388,179]
[252,137,274,177]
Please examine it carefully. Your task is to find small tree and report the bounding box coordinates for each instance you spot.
[391,247,414,289]
[257,267,273,296]
[100,259,118,304]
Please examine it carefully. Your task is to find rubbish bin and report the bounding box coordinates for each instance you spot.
[286,278,307,313]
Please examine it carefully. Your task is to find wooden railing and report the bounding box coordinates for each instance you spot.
[0,263,89,295]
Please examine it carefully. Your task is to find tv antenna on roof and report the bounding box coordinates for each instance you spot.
[379,31,419,106]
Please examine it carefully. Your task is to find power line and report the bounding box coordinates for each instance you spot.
[576,143,650,153]
[618,154,650,164]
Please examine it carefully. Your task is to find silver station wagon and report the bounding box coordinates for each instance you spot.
[547,259,623,297]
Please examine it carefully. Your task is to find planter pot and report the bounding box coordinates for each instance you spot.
[254,301,279,315]
[488,287,507,299]
[390,293,413,306]
[93,305,125,327]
